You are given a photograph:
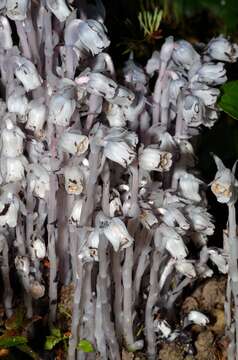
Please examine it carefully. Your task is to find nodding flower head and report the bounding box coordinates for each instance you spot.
[206,36,238,63]
[65,19,110,56]
[14,57,42,92]
[63,166,84,195]
[1,119,25,158]
[211,155,238,204]
[28,164,50,199]
[6,0,28,20]
[139,146,172,172]
[58,130,89,156]
[46,0,71,22]
[195,62,227,86]
[172,40,200,70]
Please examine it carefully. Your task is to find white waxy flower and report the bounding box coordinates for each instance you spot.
[7,86,28,116]
[29,280,45,299]
[0,16,12,49]
[155,224,188,259]
[196,263,213,278]
[179,173,202,202]
[14,57,42,92]
[69,199,83,226]
[96,212,134,252]
[15,256,30,275]
[87,72,117,99]
[103,129,138,168]
[208,249,228,274]
[46,0,71,22]
[183,95,203,127]
[154,319,172,338]
[26,99,46,135]
[139,147,172,172]
[28,164,50,199]
[192,84,220,107]
[106,104,126,127]
[196,62,227,86]
[207,36,238,63]
[211,155,237,204]
[30,238,46,260]
[145,50,160,75]
[49,93,76,127]
[172,40,200,69]
[175,260,196,278]
[108,85,135,107]
[27,140,45,164]
[139,205,158,230]
[6,0,28,20]
[1,155,27,183]
[158,206,190,230]
[123,58,147,86]
[1,119,25,158]
[185,205,214,235]
[187,310,209,326]
[65,19,110,56]
[123,95,145,122]
[109,189,123,217]
[160,36,174,64]
[0,193,19,227]
[64,166,84,195]
[58,130,89,156]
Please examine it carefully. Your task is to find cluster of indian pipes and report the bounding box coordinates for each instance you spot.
[0,1,238,359]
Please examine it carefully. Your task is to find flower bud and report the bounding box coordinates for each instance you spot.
[7,86,28,116]
[58,130,89,156]
[6,0,28,20]
[145,50,160,75]
[46,0,71,22]
[187,310,209,326]
[29,280,45,299]
[172,40,200,69]
[31,238,46,260]
[65,19,110,55]
[196,62,227,86]
[69,199,83,226]
[28,164,50,199]
[14,57,42,92]
[0,16,13,49]
[1,120,25,158]
[139,147,172,172]
[26,99,46,135]
[49,93,76,127]
[64,166,84,195]
[207,36,238,63]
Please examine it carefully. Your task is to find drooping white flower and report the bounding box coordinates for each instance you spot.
[96,212,134,252]
[1,155,27,183]
[58,130,89,156]
[6,0,28,20]
[172,40,200,70]
[195,62,227,86]
[103,129,138,168]
[155,223,188,259]
[175,260,196,278]
[30,238,46,260]
[63,166,84,195]
[178,173,203,202]
[208,249,228,274]
[1,119,25,158]
[211,155,238,204]
[123,95,145,122]
[65,19,110,56]
[139,146,172,172]
[49,92,76,127]
[158,206,190,230]
[187,310,209,326]
[123,58,147,87]
[145,50,160,75]
[28,164,50,199]
[191,84,220,107]
[46,0,71,22]
[0,15,13,49]
[106,103,126,127]
[26,99,46,135]
[185,205,214,236]
[7,86,28,117]
[206,36,238,63]
[108,85,135,107]
[86,72,117,99]
[14,57,42,92]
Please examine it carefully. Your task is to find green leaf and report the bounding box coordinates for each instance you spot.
[77,339,94,353]
[0,335,28,348]
[44,336,62,350]
[50,327,61,338]
[218,81,238,120]
[17,344,39,359]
